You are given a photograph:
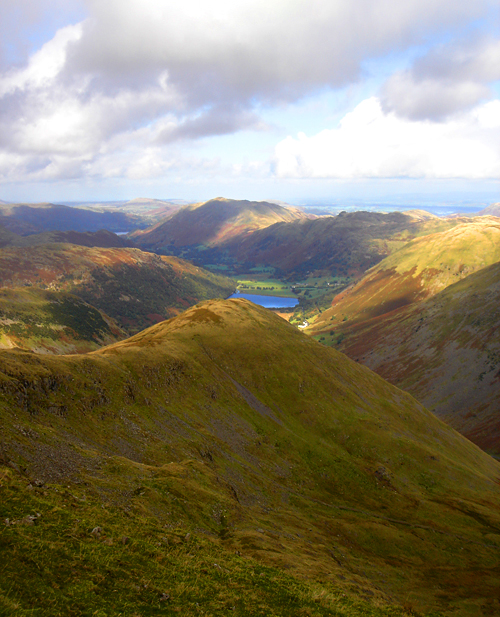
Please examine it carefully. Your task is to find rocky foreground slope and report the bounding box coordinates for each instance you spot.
[1,299,499,616]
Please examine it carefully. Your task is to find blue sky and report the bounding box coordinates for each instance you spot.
[0,0,498,206]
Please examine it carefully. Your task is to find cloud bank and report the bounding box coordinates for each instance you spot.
[0,0,498,187]
[382,38,500,120]
[274,98,500,179]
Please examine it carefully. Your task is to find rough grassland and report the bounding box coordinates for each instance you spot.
[1,299,499,616]
[0,287,126,354]
[0,244,235,334]
[314,261,500,457]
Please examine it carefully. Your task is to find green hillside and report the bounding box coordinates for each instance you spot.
[0,287,126,354]
[1,299,499,616]
[0,244,235,334]
[310,218,500,332]
[315,260,500,457]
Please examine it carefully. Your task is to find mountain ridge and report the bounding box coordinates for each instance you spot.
[1,299,499,615]
[223,210,469,278]
[132,197,311,249]
[0,244,235,334]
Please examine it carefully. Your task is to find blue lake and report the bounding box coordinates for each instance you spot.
[228,291,298,309]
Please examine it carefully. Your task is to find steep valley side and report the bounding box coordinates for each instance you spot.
[314,261,500,457]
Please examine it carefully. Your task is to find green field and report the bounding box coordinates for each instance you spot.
[235,278,295,297]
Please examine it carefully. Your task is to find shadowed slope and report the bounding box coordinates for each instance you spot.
[0,226,135,249]
[1,299,499,615]
[0,202,147,234]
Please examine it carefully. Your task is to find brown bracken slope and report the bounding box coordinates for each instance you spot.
[132,197,310,249]
[0,244,235,334]
[309,218,500,455]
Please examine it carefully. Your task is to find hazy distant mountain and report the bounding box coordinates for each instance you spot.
[475,203,500,217]
[70,197,184,224]
[1,298,499,614]
[0,202,148,234]
[132,197,310,249]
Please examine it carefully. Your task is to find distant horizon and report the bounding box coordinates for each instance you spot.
[2,192,497,219]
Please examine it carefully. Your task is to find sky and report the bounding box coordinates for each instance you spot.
[0,0,499,206]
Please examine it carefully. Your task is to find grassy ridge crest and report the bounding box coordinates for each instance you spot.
[1,299,499,615]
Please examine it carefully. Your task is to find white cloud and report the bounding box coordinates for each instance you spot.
[0,0,498,185]
[273,98,500,179]
[382,38,500,120]
[0,23,82,96]
[70,0,493,105]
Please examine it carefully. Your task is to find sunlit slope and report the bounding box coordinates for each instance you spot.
[318,261,500,456]
[132,197,309,249]
[0,244,235,333]
[0,287,126,354]
[1,299,499,615]
[225,210,463,277]
[311,218,500,331]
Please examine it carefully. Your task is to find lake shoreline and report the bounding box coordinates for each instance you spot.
[228,290,299,309]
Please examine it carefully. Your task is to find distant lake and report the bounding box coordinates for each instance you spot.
[228,291,298,309]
